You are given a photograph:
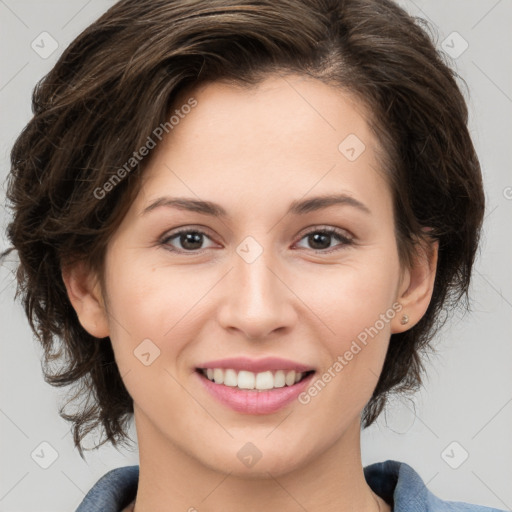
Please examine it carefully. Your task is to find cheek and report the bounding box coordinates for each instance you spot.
[297,249,399,404]
[302,253,399,342]
[101,247,189,372]
[101,257,197,420]
[104,242,187,330]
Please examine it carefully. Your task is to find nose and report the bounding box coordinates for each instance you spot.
[217,245,297,340]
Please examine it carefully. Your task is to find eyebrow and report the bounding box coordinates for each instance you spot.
[141,193,372,217]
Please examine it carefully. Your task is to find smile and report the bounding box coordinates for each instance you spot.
[195,368,316,415]
[198,368,314,391]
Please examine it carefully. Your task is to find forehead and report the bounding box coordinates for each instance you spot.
[171,73,373,145]
[133,73,392,221]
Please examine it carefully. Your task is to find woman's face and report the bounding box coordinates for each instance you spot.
[93,74,418,476]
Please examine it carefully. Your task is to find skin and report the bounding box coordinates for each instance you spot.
[63,73,438,512]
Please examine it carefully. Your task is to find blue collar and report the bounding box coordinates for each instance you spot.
[74,459,505,512]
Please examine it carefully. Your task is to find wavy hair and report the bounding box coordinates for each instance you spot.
[2,0,484,457]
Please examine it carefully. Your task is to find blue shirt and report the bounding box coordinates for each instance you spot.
[74,459,506,511]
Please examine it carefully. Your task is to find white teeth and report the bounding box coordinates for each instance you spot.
[213,368,224,384]
[285,370,296,386]
[223,369,238,387]
[237,370,255,389]
[201,368,309,390]
[255,371,274,390]
[274,370,286,388]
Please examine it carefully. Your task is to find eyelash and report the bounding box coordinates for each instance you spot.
[159,226,355,255]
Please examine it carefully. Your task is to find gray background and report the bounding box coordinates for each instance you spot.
[0,1,511,511]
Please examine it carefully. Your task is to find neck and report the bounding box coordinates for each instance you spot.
[131,409,388,512]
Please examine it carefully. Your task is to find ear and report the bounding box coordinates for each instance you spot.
[391,236,439,334]
[61,260,110,339]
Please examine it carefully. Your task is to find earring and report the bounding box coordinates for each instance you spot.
[400,314,409,325]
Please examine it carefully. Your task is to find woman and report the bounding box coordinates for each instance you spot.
[2,0,505,511]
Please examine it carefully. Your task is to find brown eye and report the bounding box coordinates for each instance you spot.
[161,229,216,253]
[295,228,354,252]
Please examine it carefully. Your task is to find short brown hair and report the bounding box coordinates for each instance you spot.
[3,0,484,457]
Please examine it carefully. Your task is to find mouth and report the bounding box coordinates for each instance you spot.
[194,356,317,414]
[196,367,316,392]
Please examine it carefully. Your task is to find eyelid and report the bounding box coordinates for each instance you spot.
[298,224,354,241]
[159,224,355,254]
[159,225,220,249]
[293,225,355,253]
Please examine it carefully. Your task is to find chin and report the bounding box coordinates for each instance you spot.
[199,442,310,479]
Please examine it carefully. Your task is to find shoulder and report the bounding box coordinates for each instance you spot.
[364,460,506,512]
[74,465,139,512]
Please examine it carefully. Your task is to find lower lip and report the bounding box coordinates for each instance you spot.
[195,370,315,414]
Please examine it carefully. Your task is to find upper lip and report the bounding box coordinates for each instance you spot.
[196,357,315,373]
